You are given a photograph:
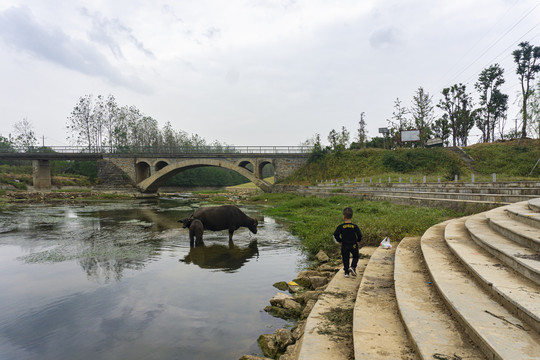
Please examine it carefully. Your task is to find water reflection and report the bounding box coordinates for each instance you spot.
[0,199,304,360]
[181,239,259,272]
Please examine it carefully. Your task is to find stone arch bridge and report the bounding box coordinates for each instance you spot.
[0,146,310,192]
[101,152,309,192]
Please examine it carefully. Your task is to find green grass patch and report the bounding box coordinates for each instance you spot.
[249,193,464,256]
[463,139,540,177]
[284,140,540,184]
[85,193,134,200]
[52,188,92,193]
[286,148,467,183]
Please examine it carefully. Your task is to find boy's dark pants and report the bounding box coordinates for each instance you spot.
[341,243,359,273]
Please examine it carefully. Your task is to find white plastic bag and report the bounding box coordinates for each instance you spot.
[380,237,392,249]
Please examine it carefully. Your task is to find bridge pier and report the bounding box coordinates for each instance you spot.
[32,160,51,191]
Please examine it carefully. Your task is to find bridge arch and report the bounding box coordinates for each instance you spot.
[137,158,272,193]
[136,161,151,183]
[155,160,169,172]
[237,160,254,173]
[258,160,274,180]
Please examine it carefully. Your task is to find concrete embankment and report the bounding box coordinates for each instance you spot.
[272,181,540,211]
[291,197,540,360]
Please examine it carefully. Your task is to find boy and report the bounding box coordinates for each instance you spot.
[333,207,362,278]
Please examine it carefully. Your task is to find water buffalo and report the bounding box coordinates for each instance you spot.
[181,205,258,241]
[181,240,259,272]
[189,219,204,245]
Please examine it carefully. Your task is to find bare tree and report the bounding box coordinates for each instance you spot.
[13,118,37,151]
[67,95,95,149]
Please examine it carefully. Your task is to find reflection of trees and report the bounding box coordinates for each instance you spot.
[181,240,259,273]
[77,208,170,283]
[79,256,145,283]
[77,230,157,283]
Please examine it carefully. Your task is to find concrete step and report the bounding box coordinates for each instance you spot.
[505,201,540,229]
[486,206,540,252]
[421,221,540,360]
[355,193,509,210]
[316,184,538,201]
[297,247,375,360]
[445,217,540,333]
[317,181,540,190]
[317,186,540,196]
[316,182,540,194]
[530,198,540,212]
[353,189,537,203]
[394,236,485,360]
[353,245,416,360]
[465,213,540,285]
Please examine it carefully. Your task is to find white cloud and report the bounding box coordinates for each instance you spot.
[0,0,539,146]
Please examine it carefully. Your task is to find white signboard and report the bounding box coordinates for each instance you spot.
[426,138,443,147]
[401,130,420,142]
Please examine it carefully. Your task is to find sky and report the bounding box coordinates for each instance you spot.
[1,0,539,147]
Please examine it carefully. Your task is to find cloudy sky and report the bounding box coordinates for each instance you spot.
[1,0,539,147]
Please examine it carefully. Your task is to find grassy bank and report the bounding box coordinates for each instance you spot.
[248,193,465,256]
[0,164,92,190]
[283,139,540,184]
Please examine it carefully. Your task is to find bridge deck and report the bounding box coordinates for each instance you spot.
[0,145,312,160]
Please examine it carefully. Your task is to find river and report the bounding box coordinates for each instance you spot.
[0,197,305,360]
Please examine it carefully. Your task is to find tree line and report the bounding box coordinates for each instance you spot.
[315,41,540,151]
[66,94,228,151]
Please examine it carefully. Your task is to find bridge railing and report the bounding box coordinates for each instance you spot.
[0,145,313,155]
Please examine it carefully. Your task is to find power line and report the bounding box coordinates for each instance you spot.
[443,2,540,88]
[435,0,520,87]
[461,23,540,86]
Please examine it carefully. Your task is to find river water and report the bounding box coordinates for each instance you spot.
[0,197,305,360]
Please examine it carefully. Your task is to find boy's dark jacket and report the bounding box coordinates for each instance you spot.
[333,223,362,246]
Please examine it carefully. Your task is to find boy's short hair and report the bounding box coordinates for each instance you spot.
[343,207,353,219]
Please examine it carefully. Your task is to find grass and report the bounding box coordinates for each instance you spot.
[463,139,540,177]
[228,176,275,189]
[248,193,465,256]
[52,188,92,193]
[283,140,540,185]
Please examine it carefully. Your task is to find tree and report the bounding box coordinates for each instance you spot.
[67,95,94,149]
[102,94,119,148]
[512,41,540,138]
[386,98,410,147]
[456,108,477,146]
[475,64,508,143]
[530,80,540,138]
[305,134,327,162]
[432,114,451,146]
[387,98,409,130]
[364,136,385,148]
[356,112,367,148]
[338,126,350,150]
[0,134,14,151]
[327,129,338,150]
[438,84,474,146]
[410,87,434,146]
[13,118,37,151]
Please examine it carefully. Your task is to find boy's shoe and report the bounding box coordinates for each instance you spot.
[349,267,357,276]
[344,273,350,278]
